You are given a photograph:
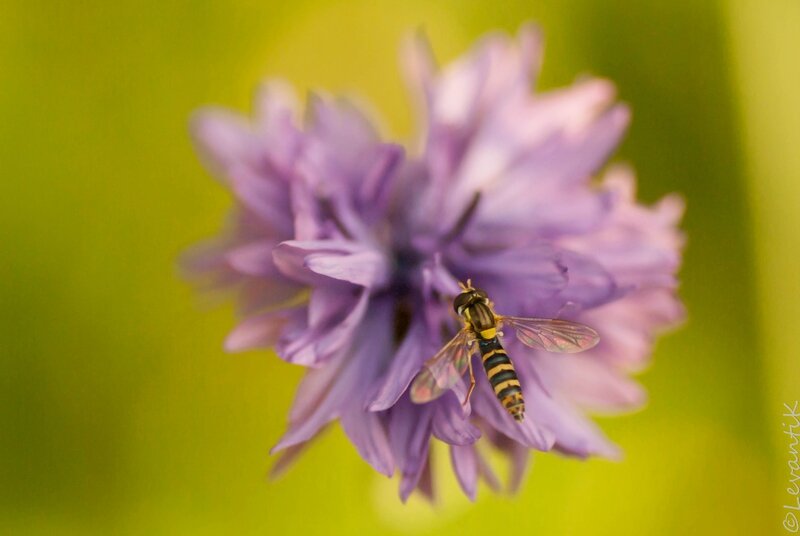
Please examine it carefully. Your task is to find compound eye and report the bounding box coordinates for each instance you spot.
[453,292,472,314]
[474,288,488,299]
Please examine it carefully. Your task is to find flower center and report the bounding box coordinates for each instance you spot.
[386,247,423,343]
[391,247,423,296]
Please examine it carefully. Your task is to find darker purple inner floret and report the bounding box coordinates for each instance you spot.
[383,244,424,339]
[389,248,422,294]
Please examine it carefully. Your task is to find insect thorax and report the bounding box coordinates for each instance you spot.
[464,301,497,338]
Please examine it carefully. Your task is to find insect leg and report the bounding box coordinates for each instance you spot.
[463,355,476,406]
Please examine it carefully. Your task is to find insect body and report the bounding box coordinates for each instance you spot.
[478,334,524,420]
[409,280,600,422]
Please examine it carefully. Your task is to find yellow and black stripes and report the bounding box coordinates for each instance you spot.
[478,337,525,421]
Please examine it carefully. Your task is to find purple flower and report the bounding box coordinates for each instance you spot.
[184,24,684,501]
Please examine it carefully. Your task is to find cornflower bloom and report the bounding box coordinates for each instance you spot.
[185,24,684,501]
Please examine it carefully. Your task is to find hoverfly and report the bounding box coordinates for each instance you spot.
[409,280,600,421]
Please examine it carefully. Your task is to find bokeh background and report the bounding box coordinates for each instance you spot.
[2,1,798,534]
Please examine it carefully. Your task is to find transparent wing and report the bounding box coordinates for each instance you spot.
[410,329,474,403]
[500,316,600,353]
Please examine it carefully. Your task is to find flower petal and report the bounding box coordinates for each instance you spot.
[421,256,462,296]
[400,30,436,122]
[420,257,462,335]
[271,353,348,453]
[305,250,389,288]
[269,431,324,480]
[469,182,613,244]
[273,240,390,289]
[535,353,647,413]
[227,167,293,237]
[252,80,302,172]
[236,277,301,316]
[356,143,405,222]
[450,444,478,501]
[414,457,435,501]
[472,371,555,451]
[556,249,625,312]
[389,397,435,502]
[225,240,279,276]
[299,95,387,200]
[432,393,482,445]
[224,308,304,352]
[453,244,568,317]
[341,408,395,477]
[368,317,434,411]
[277,287,370,366]
[506,442,530,493]
[577,287,685,371]
[514,353,621,459]
[189,109,260,180]
[273,299,394,453]
[559,166,686,289]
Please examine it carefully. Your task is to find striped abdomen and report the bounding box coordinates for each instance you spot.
[478,336,525,421]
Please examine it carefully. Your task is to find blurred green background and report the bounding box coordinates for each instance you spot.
[1,0,798,534]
